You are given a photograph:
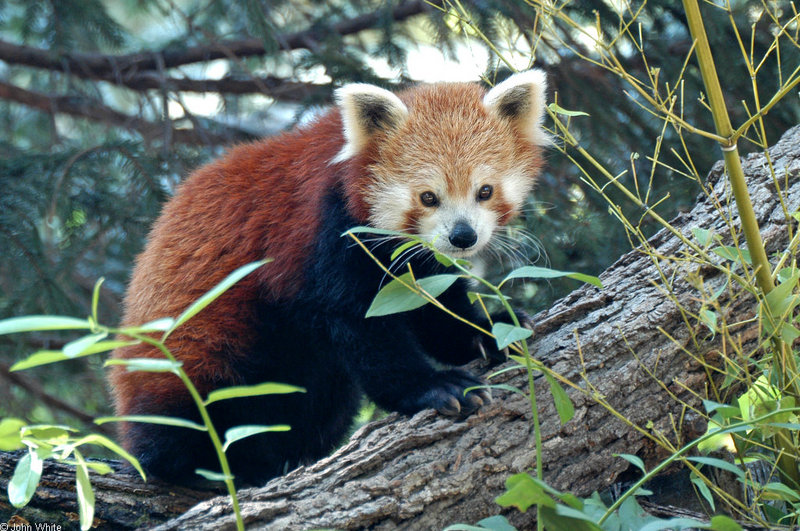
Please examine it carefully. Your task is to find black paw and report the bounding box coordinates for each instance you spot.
[406,369,491,417]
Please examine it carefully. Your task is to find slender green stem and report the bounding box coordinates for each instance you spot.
[128,332,244,531]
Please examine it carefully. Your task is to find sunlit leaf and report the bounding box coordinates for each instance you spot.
[166,260,270,338]
[11,340,139,371]
[8,451,43,507]
[548,102,590,117]
[205,382,305,405]
[0,315,91,335]
[501,266,602,289]
[74,451,95,531]
[195,468,233,482]
[63,332,108,358]
[0,418,26,451]
[104,358,182,373]
[95,415,206,432]
[222,425,291,452]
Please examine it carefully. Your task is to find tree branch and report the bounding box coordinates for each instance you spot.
[0,80,256,145]
[0,0,431,89]
[0,362,112,435]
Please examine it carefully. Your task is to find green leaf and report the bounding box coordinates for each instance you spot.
[711,246,752,265]
[544,372,574,424]
[0,315,92,335]
[615,453,646,474]
[639,517,712,530]
[709,514,743,531]
[11,341,139,371]
[222,424,291,452]
[691,227,715,247]
[195,468,233,482]
[342,226,407,238]
[687,456,745,481]
[63,332,108,358]
[765,269,800,316]
[492,322,532,350]
[22,424,75,442]
[91,277,105,323]
[63,433,147,480]
[702,399,740,419]
[8,451,43,507]
[104,358,182,373]
[475,515,517,531]
[691,474,715,511]
[365,273,460,318]
[166,260,270,338]
[443,515,518,531]
[0,418,26,451]
[434,252,455,267]
[205,382,305,405]
[118,317,175,334]
[74,451,95,531]
[390,240,418,261]
[495,473,554,513]
[95,415,206,432]
[548,102,590,117]
[84,461,114,475]
[761,481,800,502]
[501,265,602,289]
[698,308,717,337]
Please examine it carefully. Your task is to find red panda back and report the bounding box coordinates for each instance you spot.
[112,112,347,402]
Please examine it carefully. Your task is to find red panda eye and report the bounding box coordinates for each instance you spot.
[420,191,439,207]
[477,185,493,201]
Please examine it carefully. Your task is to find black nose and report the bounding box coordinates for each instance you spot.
[449,220,478,249]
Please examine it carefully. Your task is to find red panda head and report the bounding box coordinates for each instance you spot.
[333,70,548,258]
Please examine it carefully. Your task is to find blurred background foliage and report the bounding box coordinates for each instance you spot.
[0,0,798,427]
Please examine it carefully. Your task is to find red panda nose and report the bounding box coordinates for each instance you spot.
[449,220,478,249]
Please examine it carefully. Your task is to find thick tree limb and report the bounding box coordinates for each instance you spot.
[1,126,798,529]
[0,80,255,145]
[0,0,431,82]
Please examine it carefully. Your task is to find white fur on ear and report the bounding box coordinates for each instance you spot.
[332,83,408,163]
[483,69,549,146]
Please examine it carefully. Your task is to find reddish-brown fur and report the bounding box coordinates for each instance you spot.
[110,114,357,417]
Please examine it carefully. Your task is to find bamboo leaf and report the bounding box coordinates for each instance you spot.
[11,340,139,371]
[366,273,460,317]
[0,315,91,335]
[205,382,305,405]
[544,372,575,425]
[501,266,602,288]
[74,451,95,531]
[166,260,270,338]
[492,322,533,350]
[8,451,43,507]
[222,424,291,452]
[104,358,182,373]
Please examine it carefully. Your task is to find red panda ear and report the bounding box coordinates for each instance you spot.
[483,69,549,146]
[332,84,408,163]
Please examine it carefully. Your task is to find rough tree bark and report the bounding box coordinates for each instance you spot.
[2,126,799,530]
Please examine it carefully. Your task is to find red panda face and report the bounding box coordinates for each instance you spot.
[334,71,548,258]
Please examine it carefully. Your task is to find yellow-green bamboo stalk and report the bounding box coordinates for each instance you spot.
[682,0,799,487]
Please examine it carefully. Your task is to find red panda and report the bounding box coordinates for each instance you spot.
[109,70,548,484]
